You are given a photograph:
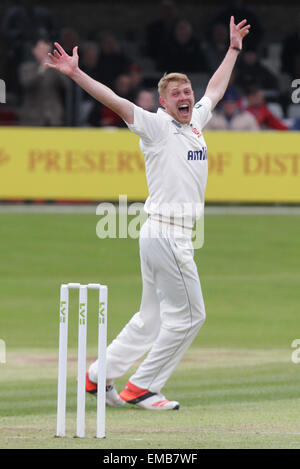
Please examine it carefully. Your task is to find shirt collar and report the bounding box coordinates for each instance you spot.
[157,107,193,128]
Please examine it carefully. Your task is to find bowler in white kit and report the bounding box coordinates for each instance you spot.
[47,17,250,410]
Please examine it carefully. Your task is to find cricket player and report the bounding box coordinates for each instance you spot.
[47,17,250,410]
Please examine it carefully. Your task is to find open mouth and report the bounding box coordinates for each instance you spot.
[178,104,190,118]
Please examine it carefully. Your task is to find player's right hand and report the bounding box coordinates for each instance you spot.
[45,42,79,77]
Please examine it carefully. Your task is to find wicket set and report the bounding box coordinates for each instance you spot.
[56,282,107,439]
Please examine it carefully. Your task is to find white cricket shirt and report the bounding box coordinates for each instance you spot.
[126,96,212,228]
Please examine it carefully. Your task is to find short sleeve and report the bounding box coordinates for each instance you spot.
[125,105,165,143]
[192,96,213,130]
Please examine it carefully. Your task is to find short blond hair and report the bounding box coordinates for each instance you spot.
[158,72,191,98]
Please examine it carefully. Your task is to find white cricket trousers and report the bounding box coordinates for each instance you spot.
[89,217,206,393]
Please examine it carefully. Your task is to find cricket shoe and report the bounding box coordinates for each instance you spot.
[120,381,180,410]
[85,371,126,407]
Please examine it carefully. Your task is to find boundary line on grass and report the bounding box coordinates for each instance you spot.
[0,204,300,215]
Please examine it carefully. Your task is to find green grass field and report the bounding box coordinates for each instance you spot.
[0,210,299,449]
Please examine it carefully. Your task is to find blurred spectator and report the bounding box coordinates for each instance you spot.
[113,74,134,102]
[157,20,209,73]
[203,23,229,72]
[58,28,81,126]
[0,107,19,126]
[128,64,157,95]
[208,0,263,51]
[97,32,132,89]
[88,74,133,127]
[80,41,100,79]
[129,64,145,95]
[235,48,279,95]
[59,27,80,55]
[2,0,56,51]
[244,85,289,130]
[78,41,101,126]
[144,0,179,63]
[204,87,259,130]
[2,0,57,98]
[281,12,300,79]
[0,95,19,125]
[135,89,157,112]
[18,38,66,126]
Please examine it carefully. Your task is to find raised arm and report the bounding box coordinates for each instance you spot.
[204,16,250,110]
[45,42,134,124]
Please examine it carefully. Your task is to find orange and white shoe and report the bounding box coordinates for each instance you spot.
[85,371,98,395]
[85,372,125,407]
[120,381,180,410]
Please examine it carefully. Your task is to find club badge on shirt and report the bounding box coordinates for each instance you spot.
[191,126,202,138]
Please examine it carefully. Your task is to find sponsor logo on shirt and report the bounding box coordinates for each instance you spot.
[187,148,207,161]
[194,103,202,109]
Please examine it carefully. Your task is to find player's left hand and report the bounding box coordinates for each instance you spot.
[230,16,251,50]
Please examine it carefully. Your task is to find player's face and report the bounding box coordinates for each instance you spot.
[160,81,195,124]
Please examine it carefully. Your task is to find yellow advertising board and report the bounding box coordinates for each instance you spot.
[0,127,299,202]
[0,127,147,200]
[204,131,300,202]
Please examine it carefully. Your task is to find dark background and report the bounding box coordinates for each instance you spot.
[0,0,299,127]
